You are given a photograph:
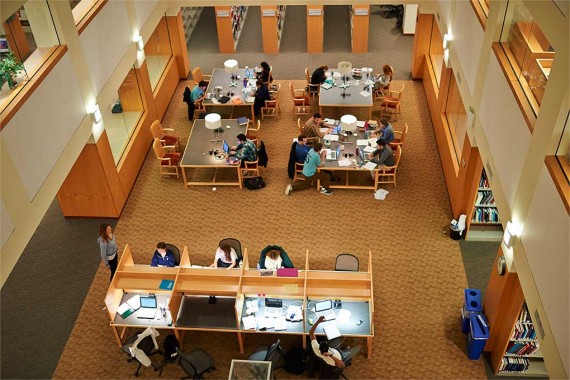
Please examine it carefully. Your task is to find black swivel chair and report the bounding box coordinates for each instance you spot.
[219,238,242,263]
[248,339,286,378]
[176,347,215,379]
[335,254,359,272]
[121,331,161,377]
[318,357,348,380]
[165,243,181,266]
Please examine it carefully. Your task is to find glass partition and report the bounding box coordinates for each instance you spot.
[144,17,173,91]
[500,1,555,115]
[1,0,60,111]
[428,19,444,88]
[445,72,467,163]
[103,66,144,164]
[70,0,99,25]
[555,113,569,184]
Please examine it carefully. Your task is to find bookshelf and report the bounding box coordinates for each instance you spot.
[182,7,202,44]
[260,5,286,54]
[214,6,248,54]
[307,5,324,53]
[471,169,500,225]
[350,5,370,53]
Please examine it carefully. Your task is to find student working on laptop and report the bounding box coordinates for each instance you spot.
[230,133,258,165]
[310,316,362,371]
[285,142,333,196]
[210,244,237,269]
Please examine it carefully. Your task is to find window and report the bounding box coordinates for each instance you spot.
[555,112,569,184]
[103,66,144,164]
[428,19,444,88]
[0,0,60,111]
[144,17,173,91]
[445,72,468,163]
[500,1,555,115]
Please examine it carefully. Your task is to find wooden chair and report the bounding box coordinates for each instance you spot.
[150,120,181,151]
[246,120,261,140]
[193,98,205,119]
[379,84,405,121]
[293,162,305,182]
[374,146,402,190]
[191,66,211,84]
[261,99,279,119]
[304,67,320,98]
[269,83,281,113]
[153,138,180,178]
[390,123,408,149]
[241,159,260,178]
[289,82,310,115]
[373,81,390,102]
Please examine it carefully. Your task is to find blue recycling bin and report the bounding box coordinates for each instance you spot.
[461,288,482,333]
[467,314,489,360]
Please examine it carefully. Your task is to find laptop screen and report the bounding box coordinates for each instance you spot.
[336,146,341,158]
[315,300,332,312]
[333,125,342,134]
[140,296,157,308]
[222,140,230,154]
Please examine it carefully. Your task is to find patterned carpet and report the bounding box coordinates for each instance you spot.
[53,80,486,379]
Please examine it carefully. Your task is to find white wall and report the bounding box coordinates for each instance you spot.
[521,167,570,374]
[80,0,131,96]
[1,200,14,248]
[1,54,85,201]
[452,0,484,95]
[436,0,452,27]
[134,0,159,29]
[479,55,531,207]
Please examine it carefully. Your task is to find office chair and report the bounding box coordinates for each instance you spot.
[176,347,215,379]
[219,238,242,263]
[318,357,348,380]
[335,254,359,272]
[165,244,180,266]
[248,339,286,375]
[121,330,161,377]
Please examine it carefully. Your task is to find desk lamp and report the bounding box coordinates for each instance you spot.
[224,59,239,96]
[205,113,222,144]
[338,61,352,98]
[340,114,357,137]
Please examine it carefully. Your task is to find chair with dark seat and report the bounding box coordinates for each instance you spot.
[335,254,359,272]
[151,119,181,151]
[121,330,161,377]
[164,244,180,266]
[258,245,294,269]
[248,339,286,377]
[176,347,215,379]
[153,138,181,178]
[318,357,348,380]
[219,238,242,264]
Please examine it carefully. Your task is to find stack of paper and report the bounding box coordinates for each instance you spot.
[242,315,256,330]
[360,90,371,97]
[363,146,376,153]
[338,160,352,167]
[246,96,255,103]
[319,127,329,134]
[356,139,369,146]
[374,188,390,200]
[126,295,141,310]
[368,137,377,146]
[256,317,274,330]
[117,303,135,319]
[363,162,377,171]
[323,134,339,141]
[323,324,341,340]
[274,317,287,331]
[324,118,337,125]
[336,309,352,323]
[356,120,365,128]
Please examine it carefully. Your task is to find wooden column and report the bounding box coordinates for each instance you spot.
[215,6,235,54]
[261,5,279,54]
[166,10,190,79]
[411,13,433,79]
[351,5,369,53]
[307,5,323,53]
[2,17,31,61]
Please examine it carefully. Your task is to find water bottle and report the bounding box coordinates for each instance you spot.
[243,76,247,88]
[244,66,250,80]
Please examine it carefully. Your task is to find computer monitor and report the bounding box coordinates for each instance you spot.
[265,298,283,308]
[140,296,157,308]
[222,140,230,154]
[315,299,333,312]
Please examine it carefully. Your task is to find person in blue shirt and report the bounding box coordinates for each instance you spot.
[378,118,395,144]
[151,242,176,267]
[285,142,333,196]
[190,80,208,104]
[295,135,311,163]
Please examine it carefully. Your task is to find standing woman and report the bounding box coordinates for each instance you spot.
[98,223,118,281]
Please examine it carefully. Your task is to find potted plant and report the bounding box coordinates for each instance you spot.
[0,51,25,90]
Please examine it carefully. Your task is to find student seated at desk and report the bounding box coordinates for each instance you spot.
[210,244,237,269]
[309,316,361,370]
[151,242,176,267]
[264,249,283,270]
[303,113,333,140]
[311,65,329,85]
[258,245,294,269]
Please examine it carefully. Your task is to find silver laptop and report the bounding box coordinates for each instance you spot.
[137,296,157,319]
[315,300,336,321]
[325,149,337,160]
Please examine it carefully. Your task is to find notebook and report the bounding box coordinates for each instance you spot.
[323,324,341,340]
[237,117,248,126]
[321,83,332,90]
[117,303,135,319]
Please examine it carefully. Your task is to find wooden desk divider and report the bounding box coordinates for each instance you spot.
[106,246,374,358]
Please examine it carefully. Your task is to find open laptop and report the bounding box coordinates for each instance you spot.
[332,125,342,134]
[137,296,157,319]
[222,140,230,155]
[326,146,341,160]
[264,298,283,318]
[314,300,336,321]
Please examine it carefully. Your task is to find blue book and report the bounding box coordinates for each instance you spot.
[237,117,248,126]
[159,279,174,290]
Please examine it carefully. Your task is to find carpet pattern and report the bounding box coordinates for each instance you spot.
[53,78,486,379]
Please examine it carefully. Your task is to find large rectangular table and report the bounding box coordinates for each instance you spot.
[180,119,246,188]
[319,70,374,120]
[203,68,257,122]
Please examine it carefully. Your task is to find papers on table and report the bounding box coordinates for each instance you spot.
[323,134,339,142]
[274,317,287,331]
[363,161,377,171]
[246,96,255,103]
[359,90,371,97]
[256,317,274,330]
[242,315,256,330]
[286,305,303,321]
[333,71,342,79]
[338,160,353,167]
[246,299,258,308]
[356,139,369,146]
[126,295,141,310]
[337,309,352,323]
[324,118,337,125]
[363,146,376,153]
[319,127,329,134]
[117,303,135,319]
[368,137,377,145]
[321,83,332,90]
[356,120,365,128]
[323,324,341,340]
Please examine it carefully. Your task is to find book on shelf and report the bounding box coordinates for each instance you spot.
[499,357,530,372]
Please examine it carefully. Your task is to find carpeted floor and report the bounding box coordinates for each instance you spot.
[51,77,487,379]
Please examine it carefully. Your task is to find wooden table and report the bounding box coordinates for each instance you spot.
[319,70,374,120]
[179,119,246,188]
[203,68,257,122]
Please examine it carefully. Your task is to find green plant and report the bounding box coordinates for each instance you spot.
[0,51,25,89]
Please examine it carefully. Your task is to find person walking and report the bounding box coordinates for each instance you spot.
[98,223,118,281]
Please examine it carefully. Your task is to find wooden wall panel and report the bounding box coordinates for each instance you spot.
[167,11,190,79]
[153,58,179,121]
[137,61,157,123]
[412,14,433,79]
[351,5,369,53]
[2,18,31,62]
[307,5,323,53]
[215,6,234,54]
[117,69,143,112]
[261,6,278,54]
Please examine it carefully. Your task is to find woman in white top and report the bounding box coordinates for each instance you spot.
[264,249,283,270]
[97,223,118,282]
[210,244,237,269]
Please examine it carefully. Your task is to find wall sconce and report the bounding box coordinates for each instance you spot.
[503,221,521,249]
[135,35,144,51]
[89,104,102,124]
[443,33,451,50]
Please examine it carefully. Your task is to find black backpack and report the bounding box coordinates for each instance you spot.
[284,346,306,375]
[163,334,180,362]
[244,176,266,190]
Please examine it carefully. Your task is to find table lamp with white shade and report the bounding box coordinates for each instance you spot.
[340,114,357,135]
[224,59,239,94]
[338,61,352,97]
[205,113,222,143]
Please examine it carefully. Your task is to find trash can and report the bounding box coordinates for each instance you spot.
[450,224,462,240]
[461,288,482,333]
[467,314,489,360]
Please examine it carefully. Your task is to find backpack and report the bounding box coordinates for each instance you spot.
[163,334,180,362]
[284,346,306,375]
[244,176,266,190]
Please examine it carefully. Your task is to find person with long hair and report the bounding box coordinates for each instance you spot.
[98,223,118,281]
[257,61,273,84]
[210,244,237,269]
[264,249,283,270]
[376,64,394,89]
